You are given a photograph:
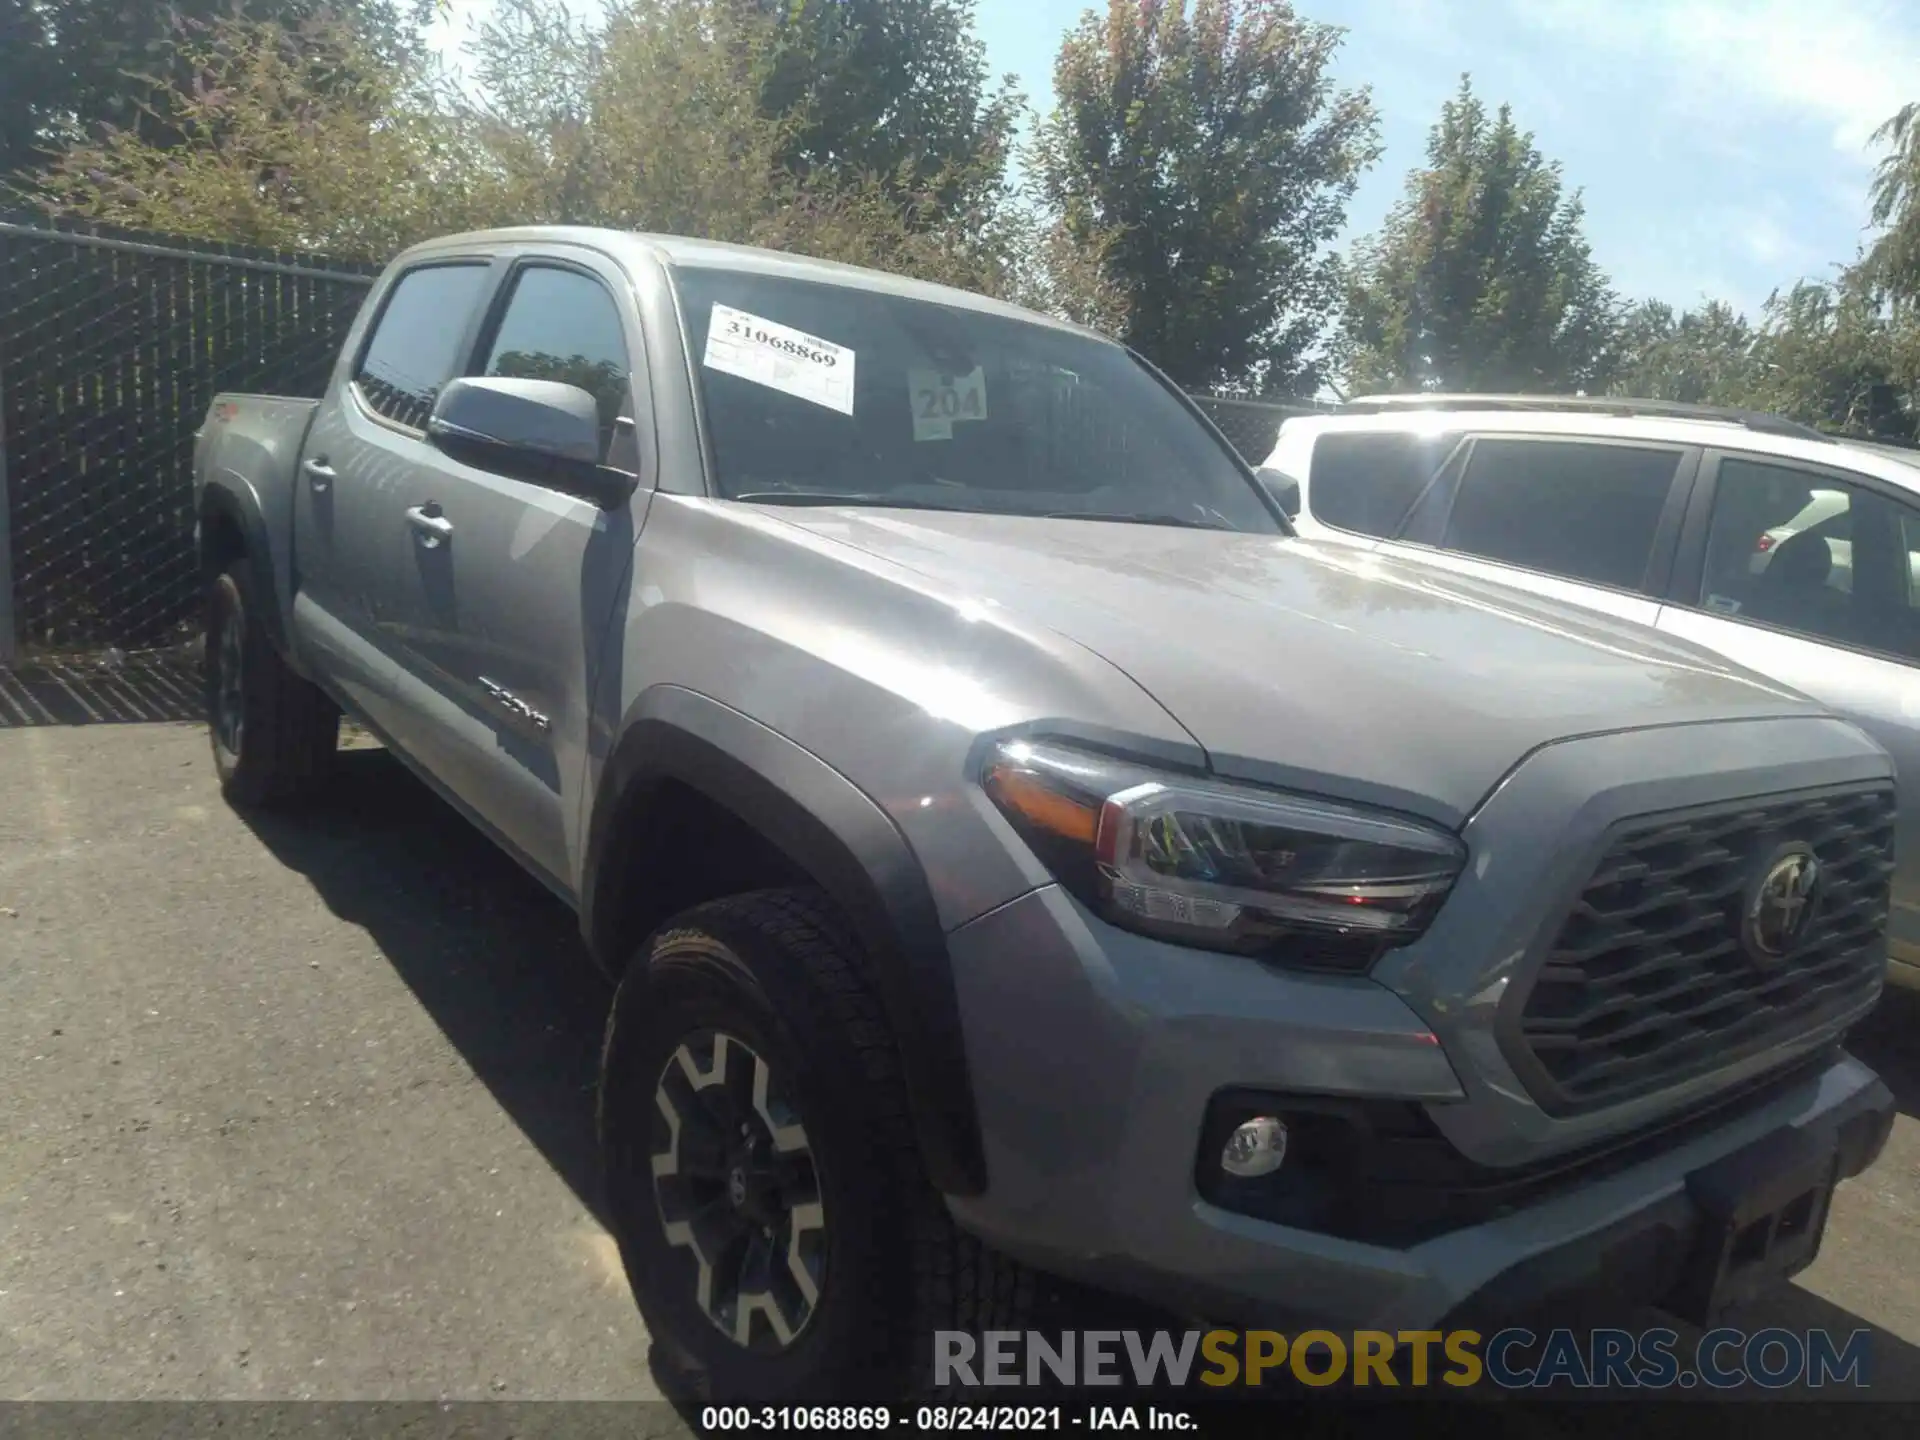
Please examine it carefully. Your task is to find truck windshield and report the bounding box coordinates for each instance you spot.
[672,267,1282,534]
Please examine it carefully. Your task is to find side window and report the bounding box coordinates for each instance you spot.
[1904,511,1920,610]
[1308,431,1459,538]
[1442,438,1681,591]
[354,264,490,429]
[1700,458,1917,661]
[480,265,633,466]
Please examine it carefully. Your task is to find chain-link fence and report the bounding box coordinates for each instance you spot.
[1187,393,1328,466]
[0,216,377,662]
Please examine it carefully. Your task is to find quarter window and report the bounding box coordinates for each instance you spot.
[1442,438,1682,591]
[354,263,489,429]
[1307,431,1459,539]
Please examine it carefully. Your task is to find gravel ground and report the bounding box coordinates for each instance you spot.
[2,718,1917,1424]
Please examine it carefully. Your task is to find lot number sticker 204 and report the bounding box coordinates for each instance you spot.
[908,366,987,441]
[703,304,855,415]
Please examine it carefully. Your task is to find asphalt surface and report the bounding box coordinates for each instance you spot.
[3,716,1919,1419]
[0,720,649,1402]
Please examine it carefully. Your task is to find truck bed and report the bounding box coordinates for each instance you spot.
[193,393,325,661]
[194,393,322,502]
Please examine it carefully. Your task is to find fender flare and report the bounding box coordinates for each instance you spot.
[581,685,988,1197]
[197,479,293,662]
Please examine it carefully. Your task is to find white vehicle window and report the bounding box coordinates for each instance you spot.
[1780,489,1850,534]
[1306,430,1458,538]
[1700,458,1918,662]
[1440,438,1682,591]
[1905,511,1920,610]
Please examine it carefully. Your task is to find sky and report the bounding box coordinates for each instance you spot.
[426,0,1920,318]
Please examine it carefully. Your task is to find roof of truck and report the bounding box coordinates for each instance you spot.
[392,225,1107,342]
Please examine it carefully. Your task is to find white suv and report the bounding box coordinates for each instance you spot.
[1261,395,1920,988]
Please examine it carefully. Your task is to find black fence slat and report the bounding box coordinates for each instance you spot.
[1187,395,1328,467]
[0,216,377,656]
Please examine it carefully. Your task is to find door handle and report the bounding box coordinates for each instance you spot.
[406,504,454,549]
[302,458,335,493]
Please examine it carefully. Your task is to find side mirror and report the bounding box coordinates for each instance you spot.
[1257,466,1300,521]
[427,376,634,507]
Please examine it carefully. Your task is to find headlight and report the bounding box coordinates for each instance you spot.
[981,739,1465,971]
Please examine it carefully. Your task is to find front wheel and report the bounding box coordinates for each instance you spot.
[206,560,338,806]
[598,888,1038,1404]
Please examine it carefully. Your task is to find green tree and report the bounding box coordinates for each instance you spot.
[0,2,436,182]
[1033,0,1379,393]
[1747,272,1918,440]
[0,1,49,182]
[1004,211,1132,334]
[1610,273,1919,440]
[1341,75,1619,395]
[457,0,1025,290]
[27,11,493,255]
[1606,89,1920,440]
[1866,101,1920,312]
[27,0,1029,296]
[1609,299,1761,405]
[732,0,1020,208]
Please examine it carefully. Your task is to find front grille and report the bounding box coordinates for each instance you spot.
[1507,784,1895,1116]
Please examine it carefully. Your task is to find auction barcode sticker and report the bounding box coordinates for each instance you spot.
[703,304,856,415]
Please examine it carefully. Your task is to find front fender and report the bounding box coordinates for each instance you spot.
[582,684,987,1197]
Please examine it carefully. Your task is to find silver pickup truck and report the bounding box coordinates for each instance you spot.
[195,226,1898,1402]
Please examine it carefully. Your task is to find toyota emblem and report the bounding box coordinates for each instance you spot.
[1742,843,1821,963]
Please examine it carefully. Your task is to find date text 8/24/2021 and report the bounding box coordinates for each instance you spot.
[699,1407,1198,1432]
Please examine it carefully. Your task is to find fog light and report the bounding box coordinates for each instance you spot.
[1220,1116,1288,1177]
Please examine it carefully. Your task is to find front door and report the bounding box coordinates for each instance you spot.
[380,254,653,892]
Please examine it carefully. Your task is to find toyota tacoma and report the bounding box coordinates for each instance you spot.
[193,227,1899,1401]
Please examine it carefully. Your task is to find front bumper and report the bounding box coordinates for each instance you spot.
[1442,1068,1893,1330]
[942,884,1895,1332]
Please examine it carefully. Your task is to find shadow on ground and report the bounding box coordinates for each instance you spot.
[1846,984,1920,1119]
[232,746,1920,1419]
[0,654,202,725]
[236,745,612,1225]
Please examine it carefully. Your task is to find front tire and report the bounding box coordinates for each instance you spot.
[598,888,1037,1404]
[206,560,338,807]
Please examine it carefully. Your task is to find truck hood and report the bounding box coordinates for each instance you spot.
[770,508,1826,825]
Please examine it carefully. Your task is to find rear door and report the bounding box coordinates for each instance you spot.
[378,248,654,893]
[295,257,495,736]
[1655,451,1920,972]
[1374,433,1696,626]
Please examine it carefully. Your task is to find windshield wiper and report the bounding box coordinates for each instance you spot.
[733,494,1241,532]
[1042,510,1236,531]
[731,491,971,513]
